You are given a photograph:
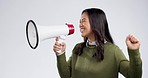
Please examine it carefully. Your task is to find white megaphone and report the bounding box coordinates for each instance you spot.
[26,20,74,49]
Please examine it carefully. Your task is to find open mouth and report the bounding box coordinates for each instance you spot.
[80,28,85,33]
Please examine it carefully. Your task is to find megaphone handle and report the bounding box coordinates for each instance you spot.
[56,35,66,55]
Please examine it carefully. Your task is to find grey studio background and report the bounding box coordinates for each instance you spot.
[0,0,148,78]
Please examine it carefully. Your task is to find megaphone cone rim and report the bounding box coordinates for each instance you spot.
[26,20,39,49]
[66,24,75,35]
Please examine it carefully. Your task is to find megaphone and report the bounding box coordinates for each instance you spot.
[26,20,74,49]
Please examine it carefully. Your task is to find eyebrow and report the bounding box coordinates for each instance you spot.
[81,18,86,20]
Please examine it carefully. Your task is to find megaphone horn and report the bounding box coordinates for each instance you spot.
[26,20,74,49]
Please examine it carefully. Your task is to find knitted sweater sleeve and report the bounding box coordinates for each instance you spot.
[56,43,79,78]
[56,52,72,78]
[115,46,142,78]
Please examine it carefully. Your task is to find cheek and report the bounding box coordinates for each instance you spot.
[86,25,92,33]
[83,28,92,37]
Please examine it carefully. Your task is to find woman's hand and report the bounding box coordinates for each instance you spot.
[53,37,66,55]
[126,34,140,50]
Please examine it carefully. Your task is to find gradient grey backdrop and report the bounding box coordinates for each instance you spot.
[0,0,147,78]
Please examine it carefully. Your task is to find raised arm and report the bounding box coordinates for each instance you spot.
[119,34,142,78]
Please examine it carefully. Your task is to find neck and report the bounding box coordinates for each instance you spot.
[88,38,95,42]
[88,34,95,41]
[88,36,95,42]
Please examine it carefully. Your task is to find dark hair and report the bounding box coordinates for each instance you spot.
[75,8,114,61]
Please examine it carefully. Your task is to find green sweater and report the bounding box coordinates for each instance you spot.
[57,42,142,78]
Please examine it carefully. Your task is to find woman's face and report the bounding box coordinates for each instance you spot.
[79,12,94,40]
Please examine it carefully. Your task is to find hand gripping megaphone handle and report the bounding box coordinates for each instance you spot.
[56,35,66,55]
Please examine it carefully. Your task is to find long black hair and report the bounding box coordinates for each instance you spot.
[75,8,114,61]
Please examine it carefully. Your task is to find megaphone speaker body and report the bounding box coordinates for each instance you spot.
[26,20,74,49]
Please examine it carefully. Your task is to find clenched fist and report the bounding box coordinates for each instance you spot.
[53,37,66,55]
[126,34,140,50]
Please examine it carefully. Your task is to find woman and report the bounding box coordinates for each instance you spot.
[53,8,142,78]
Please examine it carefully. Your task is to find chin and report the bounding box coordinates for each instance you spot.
[81,34,86,38]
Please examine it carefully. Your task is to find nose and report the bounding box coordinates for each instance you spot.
[79,23,82,28]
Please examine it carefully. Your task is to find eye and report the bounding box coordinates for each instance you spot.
[80,18,87,24]
[82,19,87,23]
[82,20,85,22]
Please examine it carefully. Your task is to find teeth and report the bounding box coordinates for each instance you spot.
[80,29,84,33]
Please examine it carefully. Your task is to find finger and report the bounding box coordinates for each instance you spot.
[53,48,61,52]
[55,41,61,46]
[130,35,139,43]
[53,44,61,49]
[126,34,131,41]
[53,45,62,51]
[54,47,61,51]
